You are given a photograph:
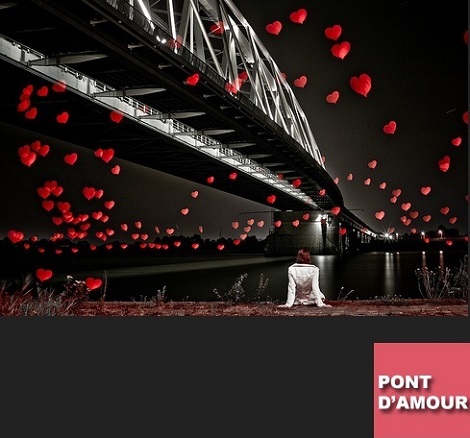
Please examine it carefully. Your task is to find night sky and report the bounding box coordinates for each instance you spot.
[0,0,467,243]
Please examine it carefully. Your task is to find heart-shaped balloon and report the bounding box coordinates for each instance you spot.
[383,121,397,134]
[331,41,350,59]
[292,220,300,227]
[401,202,411,211]
[379,182,387,189]
[440,206,450,215]
[289,9,307,25]
[324,24,342,41]
[17,99,31,112]
[209,21,224,35]
[409,211,419,219]
[64,153,77,165]
[85,277,102,290]
[375,211,385,220]
[265,21,282,35]
[350,73,372,97]
[339,227,347,235]
[368,160,377,169]
[52,81,66,93]
[180,208,189,215]
[110,111,124,123]
[232,221,239,230]
[420,186,431,196]
[56,112,69,124]
[422,215,432,223]
[326,91,339,104]
[111,165,120,175]
[8,230,24,244]
[185,73,200,86]
[293,76,307,88]
[449,217,457,224]
[83,187,96,200]
[24,107,38,119]
[331,206,341,215]
[266,194,276,204]
[438,156,450,172]
[37,86,49,97]
[392,189,402,197]
[36,268,53,282]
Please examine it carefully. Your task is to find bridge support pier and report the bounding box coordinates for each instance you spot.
[265,210,341,256]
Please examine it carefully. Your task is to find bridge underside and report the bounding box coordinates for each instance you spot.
[0,0,347,214]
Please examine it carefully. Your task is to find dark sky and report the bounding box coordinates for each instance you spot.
[0,0,467,243]
[233,0,468,236]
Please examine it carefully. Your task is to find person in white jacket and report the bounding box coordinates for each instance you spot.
[278,248,331,308]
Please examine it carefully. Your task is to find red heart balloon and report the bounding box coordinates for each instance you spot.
[185,73,200,86]
[64,153,78,165]
[438,156,450,172]
[324,24,342,41]
[206,176,215,184]
[331,206,341,215]
[101,148,114,163]
[420,186,431,195]
[37,187,51,199]
[210,21,224,35]
[383,121,397,134]
[293,76,307,88]
[331,41,350,59]
[110,110,124,123]
[25,107,38,119]
[55,112,68,124]
[265,21,282,35]
[37,86,49,97]
[339,227,347,235]
[266,194,276,204]
[368,160,377,169]
[36,268,53,282]
[83,187,96,200]
[7,230,24,244]
[440,206,450,215]
[42,200,54,211]
[350,73,372,97]
[52,81,66,93]
[111,165,120,175]
[289,9,307,25]
[326,91,339,104]
[85,277,102,291]
[17,99,30,112]
[451,137,462,146]
[319,189,326,196]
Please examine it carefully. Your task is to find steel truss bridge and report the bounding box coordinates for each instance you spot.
[0,0,377,237]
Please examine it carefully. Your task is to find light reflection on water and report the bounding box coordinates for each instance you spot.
[95,250,467,302]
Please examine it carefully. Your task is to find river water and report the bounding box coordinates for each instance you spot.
[70,250,467,302]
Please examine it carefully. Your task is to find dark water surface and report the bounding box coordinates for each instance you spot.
[64,250,467,302]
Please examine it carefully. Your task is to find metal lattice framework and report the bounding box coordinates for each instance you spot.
[108,0,325,168]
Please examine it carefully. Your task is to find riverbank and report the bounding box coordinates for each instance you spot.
[76,298,468,317]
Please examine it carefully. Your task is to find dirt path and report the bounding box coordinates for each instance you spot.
[78,299,468,316]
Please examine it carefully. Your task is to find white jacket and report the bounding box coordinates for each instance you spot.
[280,263,330,308]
